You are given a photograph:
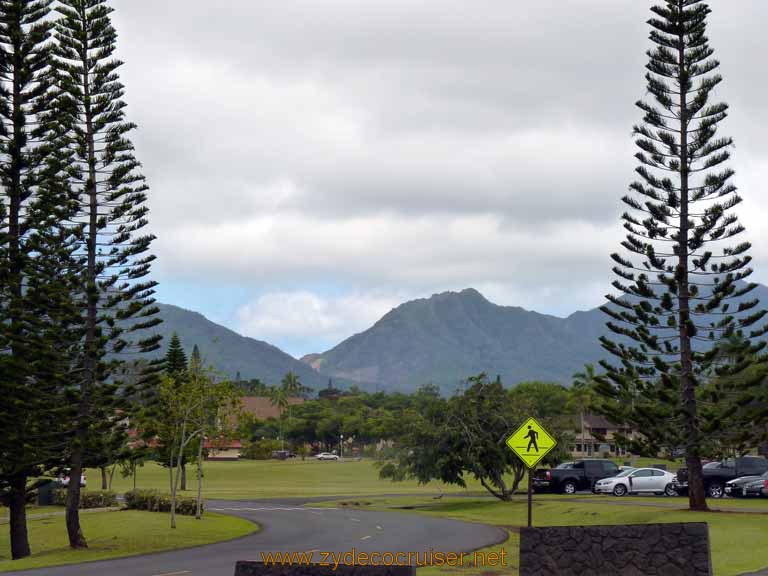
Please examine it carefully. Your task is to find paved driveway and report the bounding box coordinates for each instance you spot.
[8,499,507,576]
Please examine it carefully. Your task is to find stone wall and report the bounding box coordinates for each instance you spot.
[520,523,712,576]
[234,562,415,576]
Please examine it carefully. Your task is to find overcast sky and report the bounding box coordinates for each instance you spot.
[111,1,768,358]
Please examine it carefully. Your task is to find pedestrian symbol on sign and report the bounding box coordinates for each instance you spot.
[525,426,539,453]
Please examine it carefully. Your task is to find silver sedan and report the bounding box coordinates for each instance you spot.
[594,467,677,497]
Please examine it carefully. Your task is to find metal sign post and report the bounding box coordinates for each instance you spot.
[506,417,557,528]
[527,467,533,527]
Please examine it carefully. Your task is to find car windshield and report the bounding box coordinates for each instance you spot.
[555,462,574,469]
[615,469,635,478]
[703,462,721,469]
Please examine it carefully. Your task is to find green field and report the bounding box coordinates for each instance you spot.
[327,495,768,576]
[91,456,684,500]
[89,458,489,499]
[0,509,256,572]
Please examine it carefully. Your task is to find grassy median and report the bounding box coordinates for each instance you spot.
[0,509,257,572]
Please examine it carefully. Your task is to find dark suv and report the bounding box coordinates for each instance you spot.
[674,456,768,498]
[534,459,620,494]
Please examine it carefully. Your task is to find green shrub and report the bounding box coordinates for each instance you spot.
[240,438,281,460]
[51,489,117,509]
[124,489,201,516]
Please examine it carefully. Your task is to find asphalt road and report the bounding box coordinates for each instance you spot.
[8,500,507,576]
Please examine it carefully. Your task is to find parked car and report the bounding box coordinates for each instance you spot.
[728,471,768,498]
[53,468,86,488]
[594,467,677,497]
[725,469,768,497]
[533,459,620,494]
[674,456,768,498]
[315,452,339,461]
[271,450,296,460]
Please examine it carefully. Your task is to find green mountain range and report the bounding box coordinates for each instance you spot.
[302,284,768,392]
[301,288,608,392]
[151,284,768,393]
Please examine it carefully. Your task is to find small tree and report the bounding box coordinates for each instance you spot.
[188,346,241,519]
[153,362,240,527]
[380,374,527,501]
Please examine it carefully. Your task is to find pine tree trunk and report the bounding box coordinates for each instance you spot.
[65,7,102,546]
[6,10,29,562]
[181,460,187,491]
[65,452,88,548]
[676,5,707,511]
[100,466,107,490]
[9,474,31,560]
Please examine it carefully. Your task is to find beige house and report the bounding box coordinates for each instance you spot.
[204,438,243,461]
[570,414,634,458]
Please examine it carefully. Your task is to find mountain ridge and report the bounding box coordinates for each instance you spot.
[150,283,768,393]
[300,284,768,392]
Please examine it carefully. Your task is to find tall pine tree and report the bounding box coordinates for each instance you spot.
[597,0,767,511]
[55,0,161,548]
[0,0,83,559]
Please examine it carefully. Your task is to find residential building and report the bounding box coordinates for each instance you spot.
[569,414,634,458]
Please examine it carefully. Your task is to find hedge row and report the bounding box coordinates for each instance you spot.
[124,489,201,516]
[52,489,118,509]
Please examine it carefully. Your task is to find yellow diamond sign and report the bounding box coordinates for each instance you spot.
[506,417,557,469]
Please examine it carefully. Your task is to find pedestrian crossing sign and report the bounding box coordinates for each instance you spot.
[505,417,556,468]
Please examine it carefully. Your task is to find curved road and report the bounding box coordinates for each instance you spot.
[9,499,507,576]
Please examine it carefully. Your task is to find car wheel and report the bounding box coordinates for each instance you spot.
[708,482,724,499]
[664,483,678,497]
[613,484,627,497]
[562,481,577,495]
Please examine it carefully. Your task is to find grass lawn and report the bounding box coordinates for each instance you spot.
[90,456,684,500]
[90,459,489,499]
[0,509,257,572]
[561,493,768,510]
[326,495,768,576]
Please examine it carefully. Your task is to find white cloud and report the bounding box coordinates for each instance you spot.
[236,291,403,355]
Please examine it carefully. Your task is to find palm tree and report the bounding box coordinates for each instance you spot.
[281,372,303,422]
[269,386,289,450]
[570,364,598,457]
